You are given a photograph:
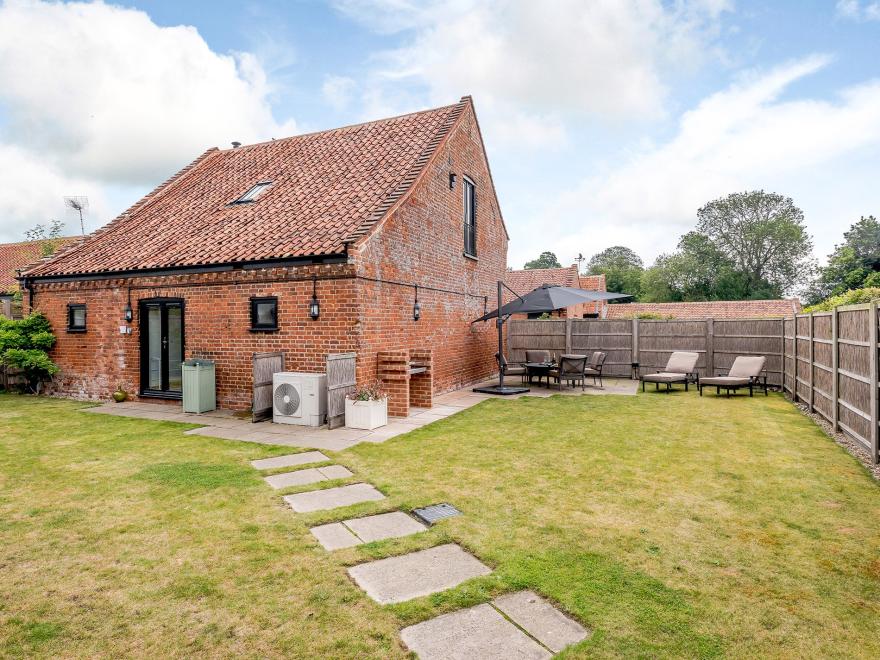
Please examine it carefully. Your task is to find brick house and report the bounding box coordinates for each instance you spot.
[20,97,508,411]
[504,265,607,318]
[1,238,79,318]
[604,299,802,320]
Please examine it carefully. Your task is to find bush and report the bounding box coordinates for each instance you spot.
[0,312,59,394]
[804,287,880,312]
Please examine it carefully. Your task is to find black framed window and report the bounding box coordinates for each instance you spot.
[250,296,278,331]
[67,304,87,332]
[232,181,272,204]
[463,176,477,257]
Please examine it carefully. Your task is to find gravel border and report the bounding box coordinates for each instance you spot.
[793,401,880,480]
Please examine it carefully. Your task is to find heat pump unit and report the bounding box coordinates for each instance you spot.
[272,372,327,427]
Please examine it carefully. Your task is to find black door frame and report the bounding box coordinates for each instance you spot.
[139,297,185,399]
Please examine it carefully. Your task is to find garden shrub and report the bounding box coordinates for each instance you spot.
[0,312,59,393]
[804,287,880,312]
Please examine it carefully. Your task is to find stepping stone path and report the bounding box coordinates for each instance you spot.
[263,465,352,489]
[310,511,427,550]
[250,451,329,470]
[284,483,385,513]
[347,543,491,604]
[250,452,588,656]
[401,591,589,659]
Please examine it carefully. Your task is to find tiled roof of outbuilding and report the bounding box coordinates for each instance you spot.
[25,99,470,278]
[605,299,802,319]
[0,238,80,291]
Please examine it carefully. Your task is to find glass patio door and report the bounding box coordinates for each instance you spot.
[140,299,184,397]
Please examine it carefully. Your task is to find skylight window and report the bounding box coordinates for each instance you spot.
[233,181,272,204]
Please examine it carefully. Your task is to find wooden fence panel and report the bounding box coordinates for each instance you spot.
[638,320,707,375]
[571,319,632,377]
[252,351,284,422]
[326,352,356,430]
[508,319,566,364]
[714,318,784,386]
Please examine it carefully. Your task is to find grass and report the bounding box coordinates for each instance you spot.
[2,390,879,657]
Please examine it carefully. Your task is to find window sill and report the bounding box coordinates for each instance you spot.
[66,328,87,333]
[463,252,478,261]
[249,327,279,333]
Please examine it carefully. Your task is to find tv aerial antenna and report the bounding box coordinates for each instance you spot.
[575,252,586,272]
[64,196,89,235]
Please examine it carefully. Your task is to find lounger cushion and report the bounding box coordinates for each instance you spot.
[728,355,765,378]
[665,351,699,373]
[699,376,750,387]
[642,372,688,383]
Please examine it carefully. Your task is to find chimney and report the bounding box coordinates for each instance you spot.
[231,141,241,149]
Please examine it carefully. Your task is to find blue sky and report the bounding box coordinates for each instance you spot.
[0,0,878,274]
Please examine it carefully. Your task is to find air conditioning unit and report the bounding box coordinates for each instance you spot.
[272,372,327,426]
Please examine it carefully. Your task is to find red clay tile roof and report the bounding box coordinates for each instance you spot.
[504,266,605,294]
[25,99,470,278]
[0,238,80,291]
[605,299,802,320]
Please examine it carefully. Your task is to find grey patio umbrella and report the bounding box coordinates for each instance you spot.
[472,282,631,395]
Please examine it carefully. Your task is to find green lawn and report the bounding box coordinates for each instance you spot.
[1,391,879,658]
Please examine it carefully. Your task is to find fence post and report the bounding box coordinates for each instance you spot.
[794,315,800,403]
[831,306,839,432]
[781,318,786,397]
[808,312,815,413]
[706,318,714,378]
[565,318,572,355]
[632,318,639,379]
[870,302,878,464]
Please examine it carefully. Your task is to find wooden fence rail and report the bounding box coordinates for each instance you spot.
[509,308,880,464]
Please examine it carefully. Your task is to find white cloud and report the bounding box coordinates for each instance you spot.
[322,75,357,111]
[334,0,732,147]
[0,0,295,240]
[515,56,880,269]
[836,0,880,21]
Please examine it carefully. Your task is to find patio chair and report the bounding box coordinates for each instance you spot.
[640,351,699,392]
[496,352,526,384]
[583,351,607,388]
[549,354,589,391]
[698,356,768,397]
[525,349,552,364]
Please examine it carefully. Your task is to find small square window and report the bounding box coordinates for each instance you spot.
[250,296,278,331]
[68,304,87,332]
[232,181,272,204]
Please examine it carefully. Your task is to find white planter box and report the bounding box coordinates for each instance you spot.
[345,397,388,430]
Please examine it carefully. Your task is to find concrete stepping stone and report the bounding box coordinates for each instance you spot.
[250,451,329,470]
[284,483,385,513]
[263,465,353,490]
[400,603,550,660]
[309,511,428,550]
[310,522,361,550]
[347,543,491,604]
[493,590,589,653]
[343,511,427,543]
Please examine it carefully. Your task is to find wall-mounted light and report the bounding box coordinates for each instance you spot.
[123,289,133,322]
[309,275,320,320]
[413,285,421,321]
[449,172,457,189]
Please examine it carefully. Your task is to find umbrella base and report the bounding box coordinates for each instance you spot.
[472,384,530,395]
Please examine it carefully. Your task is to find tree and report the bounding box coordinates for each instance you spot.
[524,251,562,269]
[695,191,813,295]
[0,312,58,394]
[24,219,66,257]
[587,246,644,298]
[809,216,880,302]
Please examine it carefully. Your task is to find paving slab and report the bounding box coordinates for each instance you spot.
[284,483,385,513]
[347,543,491,604]
[310,522,362,550]
[250,451,329,470]
[493,590,589,653]
[343,511,427,543]
[317,465,353,480]
[400,603,550,660]
[264,468,327,489]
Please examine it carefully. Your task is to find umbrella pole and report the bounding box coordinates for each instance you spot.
[497,280,504,389]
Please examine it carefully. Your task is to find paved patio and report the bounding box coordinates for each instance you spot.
[82,378,638,450]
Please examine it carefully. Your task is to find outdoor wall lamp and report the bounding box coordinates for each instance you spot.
[449,172,457,189]
[413,285,421,321]
[309,276,320,320]
[123,290,133,322]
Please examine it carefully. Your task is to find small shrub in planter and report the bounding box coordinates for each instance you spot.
[345,381,388,430]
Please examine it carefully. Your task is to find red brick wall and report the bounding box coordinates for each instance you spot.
[28,264,358,409]
[351,104,507,393]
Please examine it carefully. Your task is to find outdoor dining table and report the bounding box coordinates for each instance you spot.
[525,362,555,386]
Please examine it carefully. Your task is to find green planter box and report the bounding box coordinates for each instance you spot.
[182,359,216,413]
